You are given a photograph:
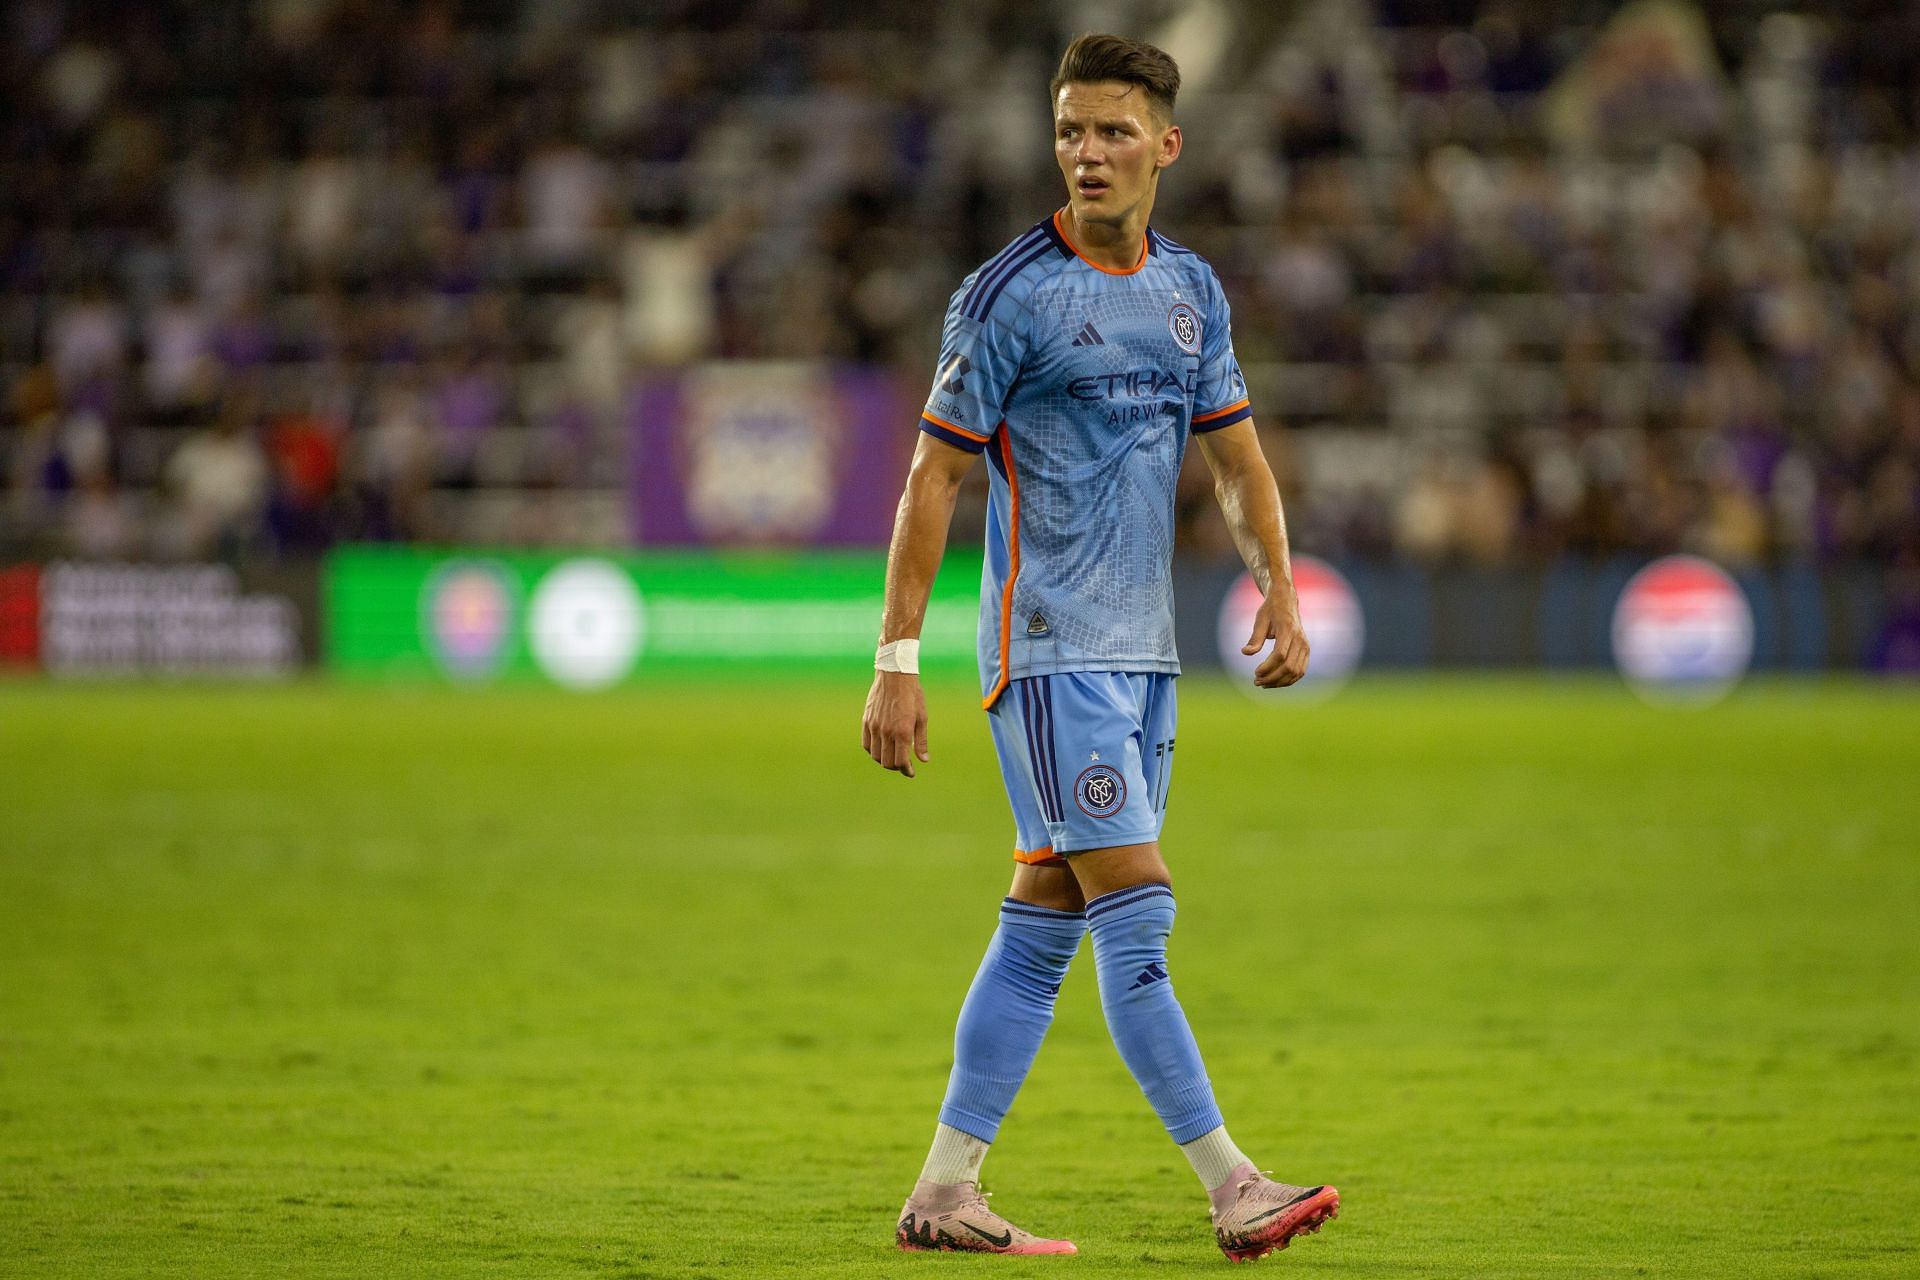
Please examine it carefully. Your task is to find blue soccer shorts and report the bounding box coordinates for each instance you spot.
[986,671,1178,865]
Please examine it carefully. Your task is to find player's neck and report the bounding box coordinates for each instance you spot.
[1060,201,1153,272]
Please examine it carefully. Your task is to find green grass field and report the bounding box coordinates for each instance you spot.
[2,676,1917,1278]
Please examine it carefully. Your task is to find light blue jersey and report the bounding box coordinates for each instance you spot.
[919,210,1252,708]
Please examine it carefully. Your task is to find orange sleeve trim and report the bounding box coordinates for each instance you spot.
[1193,398,1252,425]
[982,430,1021,711]
[1052,209,1148,276]
[921,411,991,443]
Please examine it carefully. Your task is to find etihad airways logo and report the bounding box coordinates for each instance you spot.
[1066,368,1192,401]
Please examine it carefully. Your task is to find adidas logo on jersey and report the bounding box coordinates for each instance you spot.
[1070,321,1105,347]
[1027,612,1050,635]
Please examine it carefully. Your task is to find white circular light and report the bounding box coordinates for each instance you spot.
[528,559,645,690]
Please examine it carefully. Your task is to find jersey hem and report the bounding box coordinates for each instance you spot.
[984,657,1181,703]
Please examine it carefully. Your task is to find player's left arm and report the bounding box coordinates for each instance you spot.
[1194,419,1309,688]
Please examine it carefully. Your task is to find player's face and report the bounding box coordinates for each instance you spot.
[1053,81,1180,227]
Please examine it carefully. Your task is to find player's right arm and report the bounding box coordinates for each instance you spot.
[861,434,979,778]
[863,258,1030,777]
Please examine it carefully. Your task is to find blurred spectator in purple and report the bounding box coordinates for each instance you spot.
[520,132,612,283]
[1870,555,1920,674]
[213,291,275,375]
[351,371,435,541]
[142,282,218,426]
[49,281,128,393]
[433,345,509,486]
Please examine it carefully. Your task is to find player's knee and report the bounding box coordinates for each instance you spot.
[1007,864,1085,915]
[1131,896,1176,948]
[1088,885,1178,954]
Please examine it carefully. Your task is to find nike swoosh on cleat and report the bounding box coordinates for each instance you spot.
[961,1222,1014,1247]
[1245,1188,1325,1224]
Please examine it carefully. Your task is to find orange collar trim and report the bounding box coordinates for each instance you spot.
[1052,209,1149,276]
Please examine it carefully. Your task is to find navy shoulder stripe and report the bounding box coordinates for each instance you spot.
[959,228,1044,318]
[1149,228,1197,256]
[976,226,1044,281]
[1040,213,1073,257]
[962,219,1071,322]
[965,240,1056,321]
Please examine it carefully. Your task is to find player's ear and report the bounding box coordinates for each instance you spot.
[1157,123,1182,169]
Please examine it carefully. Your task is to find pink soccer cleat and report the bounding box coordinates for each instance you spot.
[1210,1164,1339,1263]
[895,1179,1077,1255]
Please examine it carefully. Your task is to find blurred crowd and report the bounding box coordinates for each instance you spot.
[2,0,1918,572]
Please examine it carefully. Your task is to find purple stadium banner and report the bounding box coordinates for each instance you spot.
[631,364,911,546]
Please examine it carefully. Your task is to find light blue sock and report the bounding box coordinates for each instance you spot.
[1087,883,1225,1143]
[936,898,1086,1143]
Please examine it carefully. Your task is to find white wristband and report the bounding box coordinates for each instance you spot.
[875,639,921,675]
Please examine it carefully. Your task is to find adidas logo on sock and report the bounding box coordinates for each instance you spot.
[1128,961,1168,990]
[1070,321,1105,347]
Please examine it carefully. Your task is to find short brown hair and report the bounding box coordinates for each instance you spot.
[1050,33,1180,120]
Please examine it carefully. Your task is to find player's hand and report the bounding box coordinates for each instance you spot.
[1243,580,1310,688]
[862,671,930,778]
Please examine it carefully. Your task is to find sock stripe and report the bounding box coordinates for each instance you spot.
[1000,897,1085,922]
[1086,882,1173,922]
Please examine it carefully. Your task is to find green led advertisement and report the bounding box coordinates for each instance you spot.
[324,546,982,687]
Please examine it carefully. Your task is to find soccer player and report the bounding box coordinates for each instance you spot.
[860,33,1337,1263]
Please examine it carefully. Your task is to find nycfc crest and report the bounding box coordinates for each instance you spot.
[1075,763,1126,818]
[1168,302,1201,355]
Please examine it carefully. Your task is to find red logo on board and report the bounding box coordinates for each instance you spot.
[0,564,40,668]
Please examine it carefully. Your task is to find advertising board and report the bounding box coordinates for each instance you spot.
[326,546,982,685]
[0,561,305,677]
